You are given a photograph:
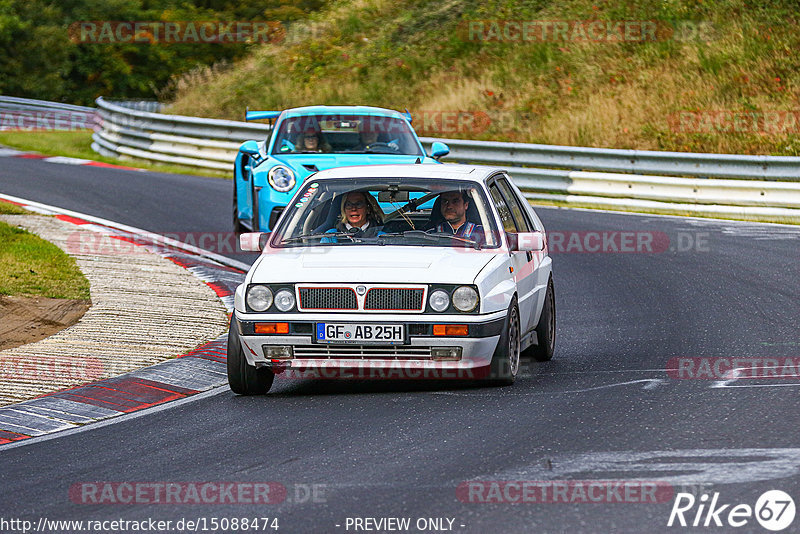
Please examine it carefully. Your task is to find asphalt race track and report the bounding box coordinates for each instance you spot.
[1,157,800,533]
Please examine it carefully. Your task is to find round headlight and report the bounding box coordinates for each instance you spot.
[429,289,450,312]
[274,289,296,312]
[246,285,273,312]
[268,166,296,192]
[452,286,479,312]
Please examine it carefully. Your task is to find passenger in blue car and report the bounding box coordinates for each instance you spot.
[296,126,331,153]
[322,191,385,242]
[435,190,483,240]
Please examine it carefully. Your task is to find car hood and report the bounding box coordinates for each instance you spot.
[249,246,497,284]
[269,154,437,175]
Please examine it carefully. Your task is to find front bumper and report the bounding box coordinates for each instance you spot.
[234,311,505,376]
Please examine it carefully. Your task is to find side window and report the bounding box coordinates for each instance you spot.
[497,178,532,232]
[489,184,518,232]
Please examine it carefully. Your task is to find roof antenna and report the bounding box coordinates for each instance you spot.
[415,157,421,164]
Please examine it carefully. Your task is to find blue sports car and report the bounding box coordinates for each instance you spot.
[233,105,451,233]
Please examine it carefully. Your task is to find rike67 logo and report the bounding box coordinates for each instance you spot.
[668,490,795,531]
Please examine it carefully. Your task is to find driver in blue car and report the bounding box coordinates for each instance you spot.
[351,121,399,153]
[435,190,483,240]
[322,191,385,242]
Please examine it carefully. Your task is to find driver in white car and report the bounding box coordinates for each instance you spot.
[435,190,483,240]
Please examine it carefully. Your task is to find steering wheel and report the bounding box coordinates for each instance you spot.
[365,142,399,153]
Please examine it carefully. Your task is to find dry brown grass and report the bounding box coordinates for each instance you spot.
[163,0,800,155]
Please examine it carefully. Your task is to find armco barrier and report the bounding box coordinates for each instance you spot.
[6,95,800,220]
[419,137,800,181]
[0,96,96,131]
[92,97,270,170]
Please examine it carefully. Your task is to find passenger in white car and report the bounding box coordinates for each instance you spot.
[322,191,384,241]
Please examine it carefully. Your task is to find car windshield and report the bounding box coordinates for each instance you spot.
[270,114,424,156]
[272,178,501,249]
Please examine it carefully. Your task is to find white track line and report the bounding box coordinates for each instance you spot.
[0,192,251,272]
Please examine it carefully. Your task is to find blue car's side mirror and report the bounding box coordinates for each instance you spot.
[240,140,262,159]
[431,141,450,160]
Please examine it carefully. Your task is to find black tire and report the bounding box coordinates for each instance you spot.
[486,299,521,386]
[525,276,555,362]
[227,313,274,395]
[233,182,246,237]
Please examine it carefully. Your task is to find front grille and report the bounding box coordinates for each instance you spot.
[293,344,433,360]
[365,288,424,311]
[298,287,357,310]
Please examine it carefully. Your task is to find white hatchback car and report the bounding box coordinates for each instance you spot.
[228,164,555,394]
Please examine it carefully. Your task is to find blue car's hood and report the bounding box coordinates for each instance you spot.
[270,153,436,174]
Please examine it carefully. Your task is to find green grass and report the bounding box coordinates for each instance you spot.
[0,202,28,215]
[0,131,228,178]
[0,208,91,299]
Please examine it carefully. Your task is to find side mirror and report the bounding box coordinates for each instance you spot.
[430,141,450,160]
[509,231,545,252]
[239,232,271,252]
[240,140,262,159]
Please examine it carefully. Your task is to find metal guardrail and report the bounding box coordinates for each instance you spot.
[88,97,800,219]
[419,137,800,181]
[92,97,270,170]
[0,96,96,131]
[3,95,796,220]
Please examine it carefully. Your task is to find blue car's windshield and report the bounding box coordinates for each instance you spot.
[270,114,424,156]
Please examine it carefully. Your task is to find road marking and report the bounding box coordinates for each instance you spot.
[480,449,800,486]
[0,194,245,447]
[0,192,251,271]
[536,204,800,230]
[42,156,94,165]
[429,378,667,396]
[557,378,666,393]
[712,367,800,389]
[0,386,230,452]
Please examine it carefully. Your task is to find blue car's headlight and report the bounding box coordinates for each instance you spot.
[268,166,296,192]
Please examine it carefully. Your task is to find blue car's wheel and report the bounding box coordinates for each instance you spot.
[233,180,246,236]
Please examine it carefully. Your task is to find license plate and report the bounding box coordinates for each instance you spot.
[315,323,405,344]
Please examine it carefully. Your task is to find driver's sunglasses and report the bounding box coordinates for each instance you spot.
[345,201,366,210]
[304,135,318,140]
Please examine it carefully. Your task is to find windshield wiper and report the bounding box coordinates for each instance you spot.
[379,230,481,249]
